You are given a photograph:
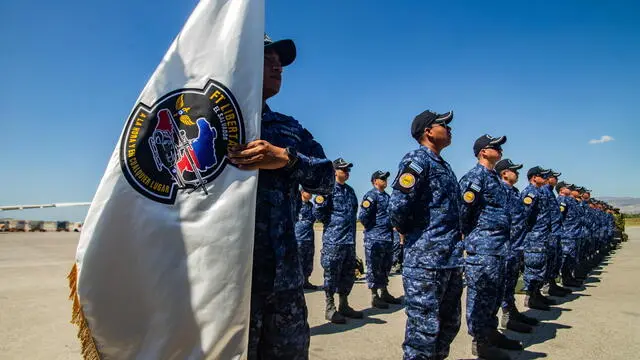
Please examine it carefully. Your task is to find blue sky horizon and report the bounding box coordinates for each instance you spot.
[1,0,639,222]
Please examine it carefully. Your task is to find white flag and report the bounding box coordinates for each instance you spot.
[68,1,264,359]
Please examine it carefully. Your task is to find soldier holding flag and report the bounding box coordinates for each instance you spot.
[229,34,334,359]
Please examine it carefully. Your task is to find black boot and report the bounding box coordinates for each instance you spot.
[490,330,524,350]
[380,287,402,304]
[472,340,511,360]
[325,292,346,324]
[537,290,557,305]
[338,294,363,318]
[562,277,582,288]
[525,292,550,311]
[509,306,539,326]
[550,280,572,295]
[501,308,533,333]
[371,289,389,309]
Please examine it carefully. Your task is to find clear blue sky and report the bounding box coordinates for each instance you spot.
[1,0,639,222]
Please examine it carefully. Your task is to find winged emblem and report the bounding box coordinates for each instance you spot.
[175,94,195,126]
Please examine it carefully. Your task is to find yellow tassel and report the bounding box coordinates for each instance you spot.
[67,263,101,360]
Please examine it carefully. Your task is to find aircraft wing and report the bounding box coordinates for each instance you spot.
[0,202,91,211]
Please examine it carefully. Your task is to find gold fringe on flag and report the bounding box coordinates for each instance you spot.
[67,263,101,360]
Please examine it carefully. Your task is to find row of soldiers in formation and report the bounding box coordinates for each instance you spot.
[292,110,627,360]
[249,35,628,360]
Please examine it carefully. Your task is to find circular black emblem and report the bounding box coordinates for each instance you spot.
[119,80,244,204]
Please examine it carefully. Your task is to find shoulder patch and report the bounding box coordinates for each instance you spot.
[399,173,416,189]
[523,196,533,205]
[463,191,476,204]
[362,200,371,208]
[470,183,481,192]
[315,195,325,204]
[408,162,424,174]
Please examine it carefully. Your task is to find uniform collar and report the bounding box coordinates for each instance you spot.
[476,162,498,176]
[420,145,444,162]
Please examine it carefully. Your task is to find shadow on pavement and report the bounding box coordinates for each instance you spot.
[583,276,601,284]
[310,301,405,336]
[550,292,591,306]
[512,349,548,359]
[520,306,571,322]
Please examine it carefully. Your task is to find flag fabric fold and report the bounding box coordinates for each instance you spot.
[68,0,264,358]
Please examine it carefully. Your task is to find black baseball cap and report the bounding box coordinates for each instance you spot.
[495,159,523,174]
[527,166,550,180]
[333,157,353,170]
[548,170,562,178]
[411,110,453,141]
[555,181,569,192]
[473,134,507,156]
[371,170,390,182]
[264,34,296,67]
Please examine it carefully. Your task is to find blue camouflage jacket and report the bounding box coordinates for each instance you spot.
[389,146,463,269]
[295,200,315,242]
[542,185,563,241]
[358,188,393,242]
[558,196,582,239]
[253,105,334,292]
[578,200,591,240]
[502,182,527,252]
[313,182,358,245]
[459,164,510,256]
[521,184,550,252]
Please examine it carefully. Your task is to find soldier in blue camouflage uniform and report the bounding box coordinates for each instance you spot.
[495,159,539,334]
[541,171,571,297]
[314,157,363,324]
[556,183,583,287]
[389,109,463,360]
[460,135,522,360]
[574,186,591,281]
[229,35,334,360]
[295,189,318,290]
[520,167,553,311]
[358,170,402,309]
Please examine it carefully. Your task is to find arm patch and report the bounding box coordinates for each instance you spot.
[393,161,423,194]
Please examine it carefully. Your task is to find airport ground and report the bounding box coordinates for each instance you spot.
[1,228,639,359]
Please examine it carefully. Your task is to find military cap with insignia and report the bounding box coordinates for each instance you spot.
[549,170,562,178]
[473,134,507,156]
[371,170,390,182]
[333,157,353,170]
[411,110,453,141]
[495,159,523,173]
[555,181,568,192]
[264,33,296,66]
[527,166,550,180]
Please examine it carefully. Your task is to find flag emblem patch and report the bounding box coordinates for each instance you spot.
[119,80,244,204]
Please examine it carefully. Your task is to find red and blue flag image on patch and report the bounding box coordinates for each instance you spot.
[150,108,218,192]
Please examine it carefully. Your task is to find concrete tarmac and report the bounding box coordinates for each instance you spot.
[1,228,639,359]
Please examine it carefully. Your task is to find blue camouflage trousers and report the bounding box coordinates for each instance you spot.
[365,240,393,289]
[248,288,310,360]
[523,250,547,292]
[560,237,577,280]
[321,244,356,295]
[393,236,404,267]
[501,251,522,309]
[297,240,314,279]
[546,236,561,281]
[402,267,463,360]
[465,254,504,343]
